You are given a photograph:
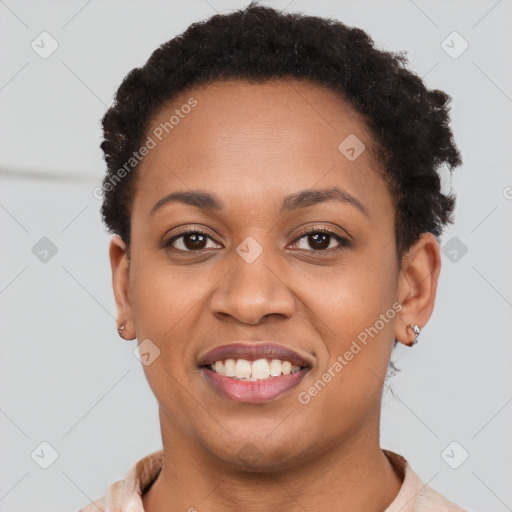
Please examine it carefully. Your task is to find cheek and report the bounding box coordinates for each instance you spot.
[311,251,397,336]
[129,261,208,425]
[129,255,203,339]
[294,265,398,440]
[301,249,398,399]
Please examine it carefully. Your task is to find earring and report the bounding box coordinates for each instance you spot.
[408,323,421,347]
[117,322,126,339]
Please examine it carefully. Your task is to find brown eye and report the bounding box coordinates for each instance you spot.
[291,228,350,253]
[164,230,222,252]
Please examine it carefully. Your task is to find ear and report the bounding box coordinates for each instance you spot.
[109,235,136,340]
[395,232,441,346]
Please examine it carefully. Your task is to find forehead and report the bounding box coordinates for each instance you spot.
[133,79,390,221]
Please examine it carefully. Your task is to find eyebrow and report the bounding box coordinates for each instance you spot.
[149,186,369,218]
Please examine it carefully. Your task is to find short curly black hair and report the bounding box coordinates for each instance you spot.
[99,1,462,263]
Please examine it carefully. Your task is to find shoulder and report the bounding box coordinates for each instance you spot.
[77,479,125,512]
[383,449,472,512]
[416,484,470,511]
[76,449,163,512]
[78,497,105,512]
[78,494,106,512]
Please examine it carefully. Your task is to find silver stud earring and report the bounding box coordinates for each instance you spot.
[117,323,126,338]
[408,323,421,346]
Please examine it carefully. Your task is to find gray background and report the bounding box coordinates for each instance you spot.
[1,1,511,511]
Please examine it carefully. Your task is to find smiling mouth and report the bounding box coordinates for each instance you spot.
[197,341,313,402]
[200,363,310,403]
[201,357,308,381]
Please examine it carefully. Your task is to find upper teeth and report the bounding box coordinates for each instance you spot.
[211,358,302,380]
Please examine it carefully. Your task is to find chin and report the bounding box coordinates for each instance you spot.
[203,430,310,473]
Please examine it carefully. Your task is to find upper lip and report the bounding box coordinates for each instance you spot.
[197,342,313,368]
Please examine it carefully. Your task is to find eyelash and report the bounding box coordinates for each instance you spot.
[163,227,350,254]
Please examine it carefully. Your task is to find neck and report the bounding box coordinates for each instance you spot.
[142,414,403,512]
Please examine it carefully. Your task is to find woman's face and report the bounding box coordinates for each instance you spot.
[111,79,436,469]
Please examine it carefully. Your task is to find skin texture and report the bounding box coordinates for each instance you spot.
[109,79,441,512]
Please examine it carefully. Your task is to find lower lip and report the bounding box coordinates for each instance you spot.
[200,367,309,403]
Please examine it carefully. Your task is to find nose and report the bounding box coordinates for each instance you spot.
[209,249,296,326]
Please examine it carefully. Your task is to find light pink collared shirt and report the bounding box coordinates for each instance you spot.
[78,449,469,512]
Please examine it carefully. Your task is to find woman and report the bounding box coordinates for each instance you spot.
[80,2,468,511]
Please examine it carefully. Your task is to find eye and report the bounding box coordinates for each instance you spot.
[163,227,350,254]
[290,227,350,253]
[163,228,222,252]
